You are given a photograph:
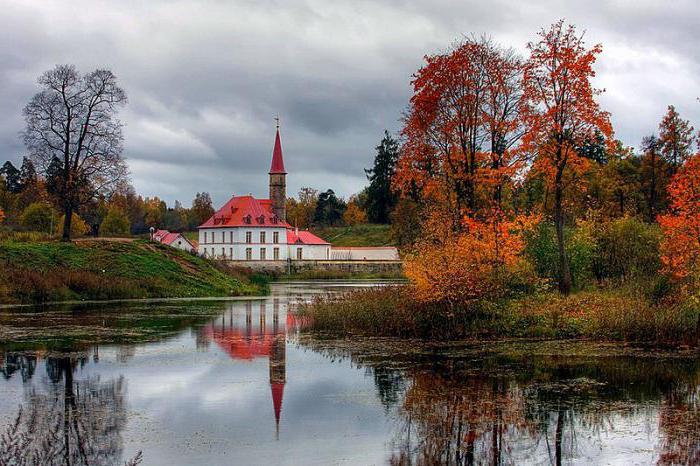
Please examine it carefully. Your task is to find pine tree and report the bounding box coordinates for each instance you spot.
[1,161,22,193]
[364,131,399,224]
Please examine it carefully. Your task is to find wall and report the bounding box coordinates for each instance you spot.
[224,259,403,275]
[330,247,399,261]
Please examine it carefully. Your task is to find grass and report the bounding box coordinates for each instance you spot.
[0,239,263,304]
[310,224,393,246]
[298,283,700,345]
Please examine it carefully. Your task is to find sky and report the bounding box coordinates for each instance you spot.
[1,0,698,207]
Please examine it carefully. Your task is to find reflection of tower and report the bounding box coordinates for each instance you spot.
[269,334,286,439]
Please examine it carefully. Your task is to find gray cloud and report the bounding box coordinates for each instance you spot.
[1,0,698,207]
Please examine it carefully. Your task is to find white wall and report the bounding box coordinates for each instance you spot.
[198,227,289,260]
[171,236,196,253]
[330,247,400,261]
[288,244,330,260]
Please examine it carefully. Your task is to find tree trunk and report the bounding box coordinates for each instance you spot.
[554,167,572,295]
[62,205,73,242]
[555,407,565,466]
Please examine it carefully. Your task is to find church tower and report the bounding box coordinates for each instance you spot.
[269,121,287,222]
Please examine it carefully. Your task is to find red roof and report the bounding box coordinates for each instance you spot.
[160,232,183,246]
[269,128,286,174]
[153,229,169,241]
[286,229,330,245]
[199,195,291,229]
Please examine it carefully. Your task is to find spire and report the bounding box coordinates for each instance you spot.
[269,119,286,175]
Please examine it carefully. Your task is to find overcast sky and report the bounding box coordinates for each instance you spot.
[1,0,698,207]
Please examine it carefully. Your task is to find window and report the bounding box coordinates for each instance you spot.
[273,231,279,244]
[229,247,233,259]
[297,248,303,260]
[221,232,225,243]
[221,247,225,257]
[204,232,208,243]
[260,231,266,243]
[245,231,252,244]
[245,248,252,261]
[273,247,280,260]
[230,231,233,243]
[260,248,266,260]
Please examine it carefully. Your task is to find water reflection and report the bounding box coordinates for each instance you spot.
[199,298,288,436]
[0,352,137,465]
[0,283,698,465]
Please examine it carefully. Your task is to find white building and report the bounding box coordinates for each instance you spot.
[198,125,330,262]
[153,229,198,253]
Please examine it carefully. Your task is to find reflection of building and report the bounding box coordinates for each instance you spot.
[202,299,289,437]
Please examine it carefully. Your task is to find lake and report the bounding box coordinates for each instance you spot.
[1,280,698,465]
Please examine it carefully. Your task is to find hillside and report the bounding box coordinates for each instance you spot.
[0,239,263,304]
[310,224,393,247]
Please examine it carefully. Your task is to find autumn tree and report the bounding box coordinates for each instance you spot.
[658,105,696,168]
[189,192,214,229]
[365,131,399,223]
[102,206,131,236]
[342,198,368,226]
[23,65,128,241]
[521,21,612,294]
[658,152,700,283]
[286,187,318,228]
[0,208,4,224]
[640,135,671,222]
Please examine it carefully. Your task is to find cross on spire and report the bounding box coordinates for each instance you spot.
[274,114,280,129]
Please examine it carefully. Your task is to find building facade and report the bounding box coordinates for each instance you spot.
[198,125,330,262]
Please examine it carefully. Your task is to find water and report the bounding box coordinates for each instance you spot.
[0,280,698,465]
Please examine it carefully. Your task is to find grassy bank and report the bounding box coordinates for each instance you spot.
[310,224,393,246]
[298,284,700,345]
[0,239,264,304]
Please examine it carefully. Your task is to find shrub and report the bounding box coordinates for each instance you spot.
[525,221,596,289]
[55,213,90,237]
[590,217,661,280]
[20,202,56,233]
[101,207,131,236]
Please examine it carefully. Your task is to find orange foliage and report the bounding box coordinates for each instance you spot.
[395,37,525,225]
[404,212,539,304]
[658,152,700,280]
[0,208,4,224]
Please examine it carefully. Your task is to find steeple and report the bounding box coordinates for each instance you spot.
[269,118,287,221]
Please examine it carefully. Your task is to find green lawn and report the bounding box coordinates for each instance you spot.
[310,224,393,247]
[0,239,262,304]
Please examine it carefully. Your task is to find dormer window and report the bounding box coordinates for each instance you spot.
[243,215,252,224]
[271,215,278,224]
[257,215,265,224]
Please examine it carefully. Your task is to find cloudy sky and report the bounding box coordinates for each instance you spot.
[1,0,698,207]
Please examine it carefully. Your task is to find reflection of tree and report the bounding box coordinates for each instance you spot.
[658,382,700,465]
[371,365,406,411]
[1,353,37,382]
[0,353,141,466]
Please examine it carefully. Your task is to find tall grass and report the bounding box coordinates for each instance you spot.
[299,283,700,345]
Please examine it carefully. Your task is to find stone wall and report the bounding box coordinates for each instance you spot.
[224,259,403,275]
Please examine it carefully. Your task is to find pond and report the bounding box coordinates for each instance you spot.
[1,280,698,465]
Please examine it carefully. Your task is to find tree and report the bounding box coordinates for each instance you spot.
[658,105,696,168]
[314,189,346,226]
[396,37,526,229]
[22,64,128,241]
[342,199,367,226]
[144,197,167,228]
[189,192,214,229]
[56,213,90,237]
[287,187,318,228]
[0,208,4,224]
[640,135,671,222]
[365,131,399,223]
[521,20,612,294]
[658,152,700,282]
[20,202,56,233]
[101,206,131,236]
[0,161,21,193]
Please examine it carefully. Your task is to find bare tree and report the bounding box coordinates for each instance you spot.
[22,64,128,241]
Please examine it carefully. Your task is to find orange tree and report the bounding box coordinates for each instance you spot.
[658,152,700,283]
[395,38,525,229]
[521,20,612,294]
[404,212,538,306]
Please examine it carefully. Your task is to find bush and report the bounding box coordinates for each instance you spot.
[525,222,596,289]
[20,202,56,233]
[591,217,661,280]
[101,207,131,236]
[55,213,90,237]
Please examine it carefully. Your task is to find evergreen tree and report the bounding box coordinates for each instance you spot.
[19,157,38,187]
[1,161,22,193]
[364,131,399,223]
[314,189,346,226]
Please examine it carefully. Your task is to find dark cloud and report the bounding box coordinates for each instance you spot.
[1,0,698,207]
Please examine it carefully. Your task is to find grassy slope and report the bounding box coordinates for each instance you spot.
[310,224,393,247]
[0,239,262,304]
